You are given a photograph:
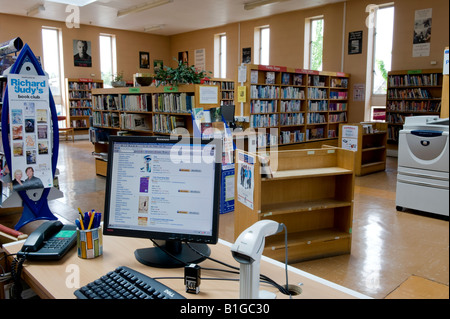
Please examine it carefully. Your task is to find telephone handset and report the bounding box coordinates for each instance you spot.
[18,220,77,260]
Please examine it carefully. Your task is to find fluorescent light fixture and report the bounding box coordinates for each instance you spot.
[244,0,290,10]
[27,4,45,16]
[144,25,165,33]
[45,0,98,6]
[117,0,173,17]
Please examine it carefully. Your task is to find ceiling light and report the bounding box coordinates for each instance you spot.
[117,0,173,17]
[244,0,290,10]
[144,25,165,33]
[27,4,45,16]
[45,0,98,6]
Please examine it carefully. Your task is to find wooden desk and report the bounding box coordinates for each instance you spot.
[3,236,369,299]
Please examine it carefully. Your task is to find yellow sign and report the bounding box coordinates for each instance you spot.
[237,86,246,103]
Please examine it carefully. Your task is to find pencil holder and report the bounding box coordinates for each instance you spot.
[77,226,103,259]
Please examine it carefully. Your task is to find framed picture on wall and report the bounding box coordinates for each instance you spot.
[140,51,150,69]
[178,51,188,64]
[154,60,163,72]
[73,39,92,67]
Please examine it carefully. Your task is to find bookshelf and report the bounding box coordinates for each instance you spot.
[238,64,349,149]
[65,78,103,130]
[234,147,354,263]
[90,84,219,176]
[339,122,388,176]
[202,78,235,106]
[386,69,443,143]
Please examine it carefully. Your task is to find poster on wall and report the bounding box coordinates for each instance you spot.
[139,51,150,69]
[195,48,205,71]
[73,39,92,67]
[7,73,54,191]
[237,152,254,210]
[242,47,251,64]
[348,31,363,55]
[341,125,359,152]
[413,8,432,57]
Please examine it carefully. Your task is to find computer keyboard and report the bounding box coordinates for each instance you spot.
[74,266,185,299]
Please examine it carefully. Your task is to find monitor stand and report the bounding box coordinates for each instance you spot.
[135,240,210,268]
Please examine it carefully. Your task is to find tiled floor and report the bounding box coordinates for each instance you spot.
[7,139,449,299]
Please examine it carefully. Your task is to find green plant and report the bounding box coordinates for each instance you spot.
[112,71,124,82]
[154,58,211,87]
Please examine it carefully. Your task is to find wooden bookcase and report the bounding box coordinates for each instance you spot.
[237,64,349,149]
[386,69,443,143]
[202,78,235,105]
[339,122,388,176]
[90,84,220,175]
[66,78,103,130]
[234,147,355,263]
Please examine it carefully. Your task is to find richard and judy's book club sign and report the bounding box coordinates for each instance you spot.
[7,74,53,191]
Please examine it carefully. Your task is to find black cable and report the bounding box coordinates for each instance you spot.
[10,253,27,300]
[185,241,291,296]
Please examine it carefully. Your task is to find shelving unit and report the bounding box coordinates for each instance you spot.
[90,84,219,176]
[339,122,388,176]
[202,78,235,105]
[386,69,443,143]
[238,64,349,149]
[65,78,103,130]
[234,147,354,263]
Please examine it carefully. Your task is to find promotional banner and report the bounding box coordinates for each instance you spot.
[7,74,54,191]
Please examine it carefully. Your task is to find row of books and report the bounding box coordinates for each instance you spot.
[280,130,305,144]
[329,91,348,100]
[68,81,102,90]
[330,78,348,88]
[307,113,326,124]
[72,119,88,128]
[386,113,406,124]
[280,100,302,112]
[280,113,304,126]
[280,86,305,99]
[153,113,186,134]
[250,85,280,99]
[92,111,120,128]
[308,87,328,99]
[250,114,278,128]
[308,75,327,87]
[328,112,347,123]
[89,127,110,143]
[70,99,93,108]
[329,102,347,111]
[281,73,304,86]
[152,93,194,113]
[221,91,234,100]
[250,100,277,113]
[122,94,151,112]
[70,108,91,116]
[93,94,120,110]
[306,127,325,140]
[121,113,151,131]
[308,100,328,111]
[69,91,92,99]
[388,73,439,87]
[387,100,441,113]
[387,88,433,99]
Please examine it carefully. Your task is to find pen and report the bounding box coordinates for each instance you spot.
[87,211,96,230]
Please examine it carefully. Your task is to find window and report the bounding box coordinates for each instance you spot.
[99,34,117,88]
[254,26,270,65]
[305,17,324,71]
[41,27,65,117]
[214,33,227,78]
[366,3,394,121]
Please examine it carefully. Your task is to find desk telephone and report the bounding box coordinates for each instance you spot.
[17,220,77,260]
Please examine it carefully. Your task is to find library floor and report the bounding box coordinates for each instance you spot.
[8,139,450,299]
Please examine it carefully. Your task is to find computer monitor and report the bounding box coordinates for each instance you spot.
[103,135,221,268]
[221,104,235,127]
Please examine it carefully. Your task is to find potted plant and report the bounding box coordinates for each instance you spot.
[111,71,126,87]
[154,58,211,87]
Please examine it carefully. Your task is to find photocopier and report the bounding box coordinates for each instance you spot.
[396,116,449,217]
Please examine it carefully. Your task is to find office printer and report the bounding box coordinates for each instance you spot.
[396,116,449,217]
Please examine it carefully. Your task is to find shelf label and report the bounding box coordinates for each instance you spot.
[78,78,93,82]
[258,65,287,72]
[129,87,140,93]
[407,70,422,74]
[307,151,315,155]
[164,86,178,92]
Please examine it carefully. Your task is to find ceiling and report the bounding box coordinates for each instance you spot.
[0,0,344,36]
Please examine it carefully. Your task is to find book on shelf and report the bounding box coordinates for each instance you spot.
[210,106,222,122]
[250,70,258,84]
[293,74,303,86]
[281,73,290,85]
[265,71,275,84]
[121,113,151,131]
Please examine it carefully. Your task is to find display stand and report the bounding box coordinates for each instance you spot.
[1,44,60,230]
